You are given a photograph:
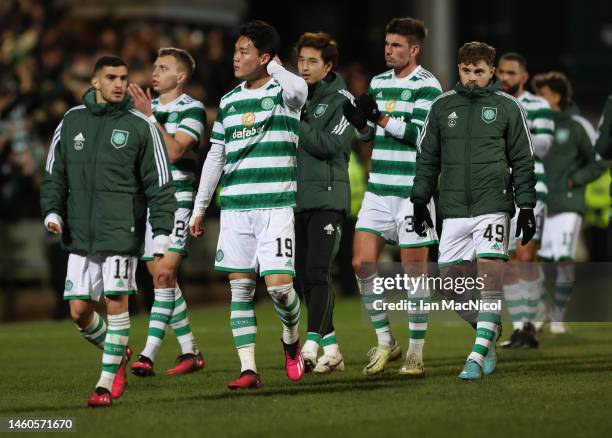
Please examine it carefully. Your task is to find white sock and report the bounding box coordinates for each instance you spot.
[303,339,319,354]
[238,345,257,373]
[407,339,424,358]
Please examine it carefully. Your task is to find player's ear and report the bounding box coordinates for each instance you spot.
[177,71,187,85]
[411,44,421,57]
[323,62,333,75]
[91,75,99,89]
[260,52,271,66]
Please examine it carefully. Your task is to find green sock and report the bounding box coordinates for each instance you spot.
[170,285,199,355]
[141,287,175,361]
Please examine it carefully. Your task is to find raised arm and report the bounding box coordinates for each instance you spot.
[267,59,308,111]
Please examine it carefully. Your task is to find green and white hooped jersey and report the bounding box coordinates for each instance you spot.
[152,93,206,209]
[210,79,299,210]
[518,91,554,202]
[367,66,442,198]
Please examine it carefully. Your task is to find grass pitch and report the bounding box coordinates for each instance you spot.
[1,298,611,437]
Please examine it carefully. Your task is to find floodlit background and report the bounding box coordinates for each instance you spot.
[1,0,612,322]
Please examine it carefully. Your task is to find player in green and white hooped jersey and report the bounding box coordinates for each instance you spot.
[497,53,555,349]
[127,48,205,376]
[342,17,441,377]
[189,21,308,389]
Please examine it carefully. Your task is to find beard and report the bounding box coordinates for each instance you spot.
[501,82,520,96]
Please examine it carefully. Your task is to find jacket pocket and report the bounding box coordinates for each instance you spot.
[96,191,134,231]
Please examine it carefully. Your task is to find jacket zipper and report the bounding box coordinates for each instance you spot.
[465,101,474,217]
[88,114,105,252]
[327,161,332,191]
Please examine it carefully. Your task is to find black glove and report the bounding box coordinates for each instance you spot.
[356,93,382,123]
[413,203,433,237]
[342,99,367,131]
[515,207,536,245]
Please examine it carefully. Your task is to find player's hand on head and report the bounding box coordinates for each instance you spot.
[343,99,367,131]
[127,83,153,116]
[516,207,536,245]
[188,214,205,238]
[412,203,433,237]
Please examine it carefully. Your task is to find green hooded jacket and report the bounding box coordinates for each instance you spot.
[295,72,354,214]
[411,79,536,219]
[595,94,612,197]
[40,88,176,255]
[544,107,606,215]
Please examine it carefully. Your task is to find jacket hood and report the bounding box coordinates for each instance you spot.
[83,87,133,115]
[310,72,348,99]
[455,77,500,98]
[556,102,581,120]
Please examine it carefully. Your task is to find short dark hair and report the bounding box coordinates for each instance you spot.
[532,71,573,110]
[458,41,496,67]
[499,52,527,70]
[385,17,427,46]
[158,47,196,78]
[239,20,280,58]
[93,56,127,75]
[296,32,339,69]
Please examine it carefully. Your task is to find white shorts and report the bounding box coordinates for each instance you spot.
[64,253,138,301]
[142,207,190,260]
[509,201,546,252]
[538,212,582,261]
[438,213,510,266]
[215,207,295,277]
[355,192,438,247]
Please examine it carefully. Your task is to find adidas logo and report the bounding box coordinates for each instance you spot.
[227,105,236,113]
[116,279,125,288]
[74,132,85,141]
[285,260,293,267]
[324,224,335,235]
[376,92,383,99]
[491,242,501,250]
[448,112,458,119]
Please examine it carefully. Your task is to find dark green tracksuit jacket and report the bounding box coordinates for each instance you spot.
[295,72,353,214]
[544,107,606,215]
[40,88,176,255]
[411,80,536,218]
[595,94,612,197]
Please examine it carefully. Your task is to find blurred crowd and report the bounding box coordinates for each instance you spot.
[0,0,375,224]
[0,0,375,320]
[0,0,237,221]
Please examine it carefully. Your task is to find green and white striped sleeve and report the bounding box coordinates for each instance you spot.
[177,101,206,142]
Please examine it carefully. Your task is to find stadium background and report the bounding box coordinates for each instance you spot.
[2,0,612,322]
